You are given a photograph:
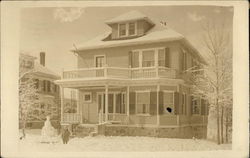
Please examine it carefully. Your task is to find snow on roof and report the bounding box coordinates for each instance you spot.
[73,28,184,51]
[105,10,153,25]
[73,11,206,64]
[20,53,37,60]
[33,62,60,79]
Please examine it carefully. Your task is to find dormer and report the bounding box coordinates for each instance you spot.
[105,11,155,40]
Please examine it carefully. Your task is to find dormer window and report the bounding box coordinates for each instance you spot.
[128,22,136,35]
[119,23,126,37]
[118,21,137,38]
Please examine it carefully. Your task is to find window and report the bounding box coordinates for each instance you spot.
[158,49,165,67]
[192,97,200,115]
[182,93,187,115]
[128,22,136,35]
[121,93,126,114]
[132,47,166,68]
[108,94,114,113]
[26,61,33,68]
[131,51,139,68]
[83,92,92,103]
[43,80,46,92]
[119,23,126,37]
[182,48,187,71]
[118,22,137,37]
[95,55,105,68]
[35,79,39,89]
[47,81,51,92]
[163,91,174,114]
[142,50,155,67]
[115,93,126,114]
[136,91,150,114]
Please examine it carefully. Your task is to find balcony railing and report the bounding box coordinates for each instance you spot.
[62,113,81,123]
[63,66,177,80]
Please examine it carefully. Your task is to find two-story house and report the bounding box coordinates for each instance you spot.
[19,52,61,129]
[55,11,209,138]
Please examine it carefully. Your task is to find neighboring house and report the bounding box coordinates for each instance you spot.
[55,11,209,138]
[19,52,61,129]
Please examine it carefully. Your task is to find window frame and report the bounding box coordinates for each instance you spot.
[128,22,136,36]
[118,21,137,38]
[162,90,175,115]
[94,55,106,68]
[118,23,127,37]
[191,96,201,115]
[182,93,187,115]
[182,48,187,71]
[135,90,151,116]
[83,92,92,103]
[131,47,165,69]
[158,48,166,67]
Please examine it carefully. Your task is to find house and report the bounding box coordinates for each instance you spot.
[55,11,209,138]
[19,52,61,129]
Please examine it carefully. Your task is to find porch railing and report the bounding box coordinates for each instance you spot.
[99,113,128,124]
[63,66,177,80]
[62,113,81,123]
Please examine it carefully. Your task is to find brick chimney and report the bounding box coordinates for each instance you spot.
[40,52,45,66]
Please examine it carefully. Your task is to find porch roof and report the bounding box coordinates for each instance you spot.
[54,78,184,88]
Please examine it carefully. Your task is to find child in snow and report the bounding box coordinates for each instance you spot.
[62,127,71,144]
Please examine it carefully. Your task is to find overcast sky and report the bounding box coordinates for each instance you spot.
[20,6,233,75]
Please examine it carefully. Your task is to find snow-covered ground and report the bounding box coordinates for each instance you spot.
[19,129,231,152]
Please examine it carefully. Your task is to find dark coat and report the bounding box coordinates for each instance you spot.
[62,129,70,143]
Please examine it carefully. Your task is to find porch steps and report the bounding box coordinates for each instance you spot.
[75,122,123,137]
[75,124,98,137]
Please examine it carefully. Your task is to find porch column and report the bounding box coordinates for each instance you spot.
[156,85,160,126]
[60,86,64,123]
[126,86,130,123]
[155,49,159,78]
[105,84,109,122]
[77,90,82,124]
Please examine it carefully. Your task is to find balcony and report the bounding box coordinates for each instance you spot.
[63,66,178,80]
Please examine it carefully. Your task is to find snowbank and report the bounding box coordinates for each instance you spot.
[19,129,231,152]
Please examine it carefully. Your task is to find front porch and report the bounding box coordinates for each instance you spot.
[55,75,208,138]
[59,83,207,127]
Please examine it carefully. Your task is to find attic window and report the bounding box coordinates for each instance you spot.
[119,23,126,37]
[118,22,137,37]
[128,22,136,35]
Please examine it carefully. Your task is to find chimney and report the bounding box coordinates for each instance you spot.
[40,52,45,66]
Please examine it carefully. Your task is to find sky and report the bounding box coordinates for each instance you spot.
[20,6,233,75]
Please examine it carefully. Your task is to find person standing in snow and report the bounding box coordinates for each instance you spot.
[62,127,71,144]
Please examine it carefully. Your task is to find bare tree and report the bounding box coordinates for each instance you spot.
[188,21,232,144]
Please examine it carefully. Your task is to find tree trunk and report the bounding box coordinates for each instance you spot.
[221,106,224,144]
[21,117,26,139]
[225,112,228,143]
[216,99,221,144]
